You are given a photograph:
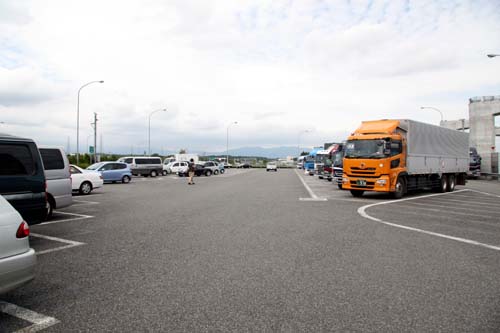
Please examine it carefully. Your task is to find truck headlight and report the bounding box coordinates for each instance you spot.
[342,177,349,184]
[376,179,387,186]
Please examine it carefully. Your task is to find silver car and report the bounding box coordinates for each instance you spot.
[0,195,36,294]
[39,147,73,218]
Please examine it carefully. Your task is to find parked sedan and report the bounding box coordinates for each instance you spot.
[178,164,212,177]
[0,195,36,295]
[202,161,219,175]
[87,162,132,184]
[70,165,104,195]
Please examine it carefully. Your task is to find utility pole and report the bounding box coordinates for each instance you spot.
[91,113,98,164]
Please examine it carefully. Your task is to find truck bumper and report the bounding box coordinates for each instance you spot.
[342,175,391,192]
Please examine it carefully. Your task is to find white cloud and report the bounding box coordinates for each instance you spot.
[1,0,500,153]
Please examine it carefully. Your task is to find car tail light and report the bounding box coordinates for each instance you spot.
[16,221,30,238]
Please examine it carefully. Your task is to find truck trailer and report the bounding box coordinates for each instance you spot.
[342,119,469,198]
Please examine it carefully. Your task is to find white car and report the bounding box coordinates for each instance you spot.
[70,164,104,195]
[168,161,189,175]
[0,195,36,294]
[266,161,278,172]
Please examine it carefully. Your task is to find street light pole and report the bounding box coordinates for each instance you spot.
[226,121,238,166]
[77,80,104,165]
[148,108,167,156]
[298,130,310,157]
[420,106,444,124]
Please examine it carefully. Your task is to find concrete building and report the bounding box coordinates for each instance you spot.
[442,96,500,174]
[469,96,500,174]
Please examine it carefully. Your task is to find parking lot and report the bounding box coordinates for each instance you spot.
[1,168,499,332]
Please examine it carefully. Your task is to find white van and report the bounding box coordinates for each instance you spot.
[117,156,163,177]
[39,146,72,218]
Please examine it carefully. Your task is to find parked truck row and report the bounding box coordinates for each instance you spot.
[301,119,481,199]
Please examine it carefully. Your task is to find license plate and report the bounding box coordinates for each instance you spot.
[356,179,366,186]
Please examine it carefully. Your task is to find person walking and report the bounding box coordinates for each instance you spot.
[187,158,196,185]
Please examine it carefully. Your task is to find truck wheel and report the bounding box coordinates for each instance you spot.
[447,175,455,192]
[150,170,157,177]
[392,177,404,199]
[439,175,448,193]
[162,170,168,176]
[350,190,364,197]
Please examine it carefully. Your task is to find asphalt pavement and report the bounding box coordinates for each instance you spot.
[1,169,499,332]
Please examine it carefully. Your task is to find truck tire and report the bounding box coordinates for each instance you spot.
[439,175,448,193]
[150,170,157,177]
[447,175,455,192]
[162,170,168,176]
[392,177,404,199]
[350,190,364,197]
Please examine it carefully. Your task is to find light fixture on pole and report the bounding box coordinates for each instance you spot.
[76,80,104,165]
[420,106,444,124]
[148,108,167,156]
[298,129,310,157]
[226,121,238,166]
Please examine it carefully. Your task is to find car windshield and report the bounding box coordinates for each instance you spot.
[344,140,388,158]
[87,163,104,170]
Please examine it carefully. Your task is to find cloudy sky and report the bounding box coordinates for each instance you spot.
[1,0,500,154]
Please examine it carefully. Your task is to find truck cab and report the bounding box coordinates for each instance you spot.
[305,147,322,175]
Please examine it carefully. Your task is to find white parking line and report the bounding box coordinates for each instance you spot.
[37,211,94,226]
[357,189,500,252]
[294,169,327,201]
[72,199,100,206]
[422,197,500,208]
[31,233,85,255]
[0,301,60,332]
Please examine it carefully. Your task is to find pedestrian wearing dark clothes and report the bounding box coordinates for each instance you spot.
[188,158,195,185]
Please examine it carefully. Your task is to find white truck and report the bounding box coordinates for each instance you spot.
[174,154,199,164]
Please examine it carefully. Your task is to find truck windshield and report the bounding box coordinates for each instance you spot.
[332,152,343,166]
[344,140,387,158]
[315,154,328,163]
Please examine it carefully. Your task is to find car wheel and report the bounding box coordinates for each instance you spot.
[122,175,131,184]
[79,181,93,195]
[220,169,225,174]
[205,170,212,176]
[266,169,269,172]
[162,170,168,176]
[350,190,364,197]
[45,196,54,220]
[447,175,455,192]
[392,177,405,199]
[214,170,219,175]
[150,170,157,177]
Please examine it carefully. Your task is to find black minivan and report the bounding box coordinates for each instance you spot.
[0,133,47,225]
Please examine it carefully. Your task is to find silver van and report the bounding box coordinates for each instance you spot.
[117,156,163,177]
[39,147,72,218]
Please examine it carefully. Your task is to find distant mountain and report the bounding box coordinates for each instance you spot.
[209,146,311,158]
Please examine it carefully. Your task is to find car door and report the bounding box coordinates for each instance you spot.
[172,162,180,173]
[98,163,114,181]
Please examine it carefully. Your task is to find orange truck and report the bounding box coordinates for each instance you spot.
[342,119,469,198]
